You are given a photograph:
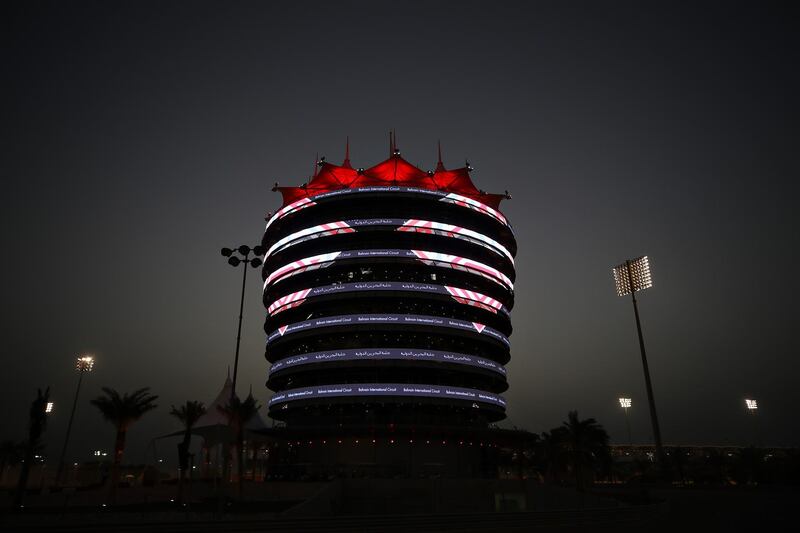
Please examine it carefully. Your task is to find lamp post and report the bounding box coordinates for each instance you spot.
[619,397,633,446]
[612,256,665,466]
[55,355,94,486]
[221,245,264,399]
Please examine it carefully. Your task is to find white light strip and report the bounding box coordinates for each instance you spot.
[265,218,514,264]
[266,221,354,258]
[412,250,513,290]
[266,282,509,317]
[264,249,514,292]
[265,197,316,231]
[440,192,508,226]
[398,219,514,263]
[264,251,341,288]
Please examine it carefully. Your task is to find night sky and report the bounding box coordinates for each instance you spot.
[2,1,798,465]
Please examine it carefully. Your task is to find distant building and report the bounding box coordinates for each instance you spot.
[260,139,517,477]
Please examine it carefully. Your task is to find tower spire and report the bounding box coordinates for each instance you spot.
[436,140,446,171]
[342,136,352,168]
[312,152,319,178]
[389,130,394,157]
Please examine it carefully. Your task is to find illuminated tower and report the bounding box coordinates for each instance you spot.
[262,139,515,434]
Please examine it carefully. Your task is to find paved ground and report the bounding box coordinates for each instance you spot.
[2,485,796,532]
[1,505,666,532]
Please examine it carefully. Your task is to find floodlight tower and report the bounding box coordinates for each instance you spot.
[55,355,95,486]
[745,398,759,445]
[619,397,633,445]
[613,256,664,465]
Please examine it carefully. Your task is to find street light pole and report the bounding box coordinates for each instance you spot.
[232,249,249,398]
[613,256,665,466]
[221,245,264,400]
[55,355,94,487]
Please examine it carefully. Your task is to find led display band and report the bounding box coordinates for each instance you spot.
[266,220,355,258]
[264,187,510,232]
[264,249,514,291]
[440,192,508,226]
[268,383,507,409]
[410,250,514,290]
[265,197,316,231]
[269,348,507,377]
[397,219,514,263]
[266,281,509,317]
[266,218,514,264]
[266,314,510,348]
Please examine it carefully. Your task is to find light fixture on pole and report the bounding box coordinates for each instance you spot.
[221,244,264,399]
[612,256,664,466]
[618,397,633,446]
[744,397,760,446]
[55,355,95,486]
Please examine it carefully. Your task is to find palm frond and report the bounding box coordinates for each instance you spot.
[91,387,159,428]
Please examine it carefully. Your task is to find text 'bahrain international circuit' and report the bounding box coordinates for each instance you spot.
[260,137,517,476]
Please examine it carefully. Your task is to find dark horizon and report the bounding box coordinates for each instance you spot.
[2,1,798,465]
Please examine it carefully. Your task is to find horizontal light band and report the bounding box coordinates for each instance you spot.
[440,192,508,226]
[411,250,513,290]
[264,249,514,291]
[266,220,355,258]
[264,251,341,287]
[266,281,509,317]
[269,348,507,376]
[266,218,513,264]
[267,314,510,348]
[268,383,506,409]
[397,219,513,263]
[265,197,316,231]
[265,187,510,231]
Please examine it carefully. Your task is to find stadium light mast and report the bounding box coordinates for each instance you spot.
[745,398,758,412]
[613,256,664,465]
[745,398,759,445]
[618,397,633,445]
[55,355,95,487]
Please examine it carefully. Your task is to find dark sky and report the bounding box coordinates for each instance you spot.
[2,1,798,464]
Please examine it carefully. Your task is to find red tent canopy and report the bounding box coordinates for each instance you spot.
[275,154,508,210]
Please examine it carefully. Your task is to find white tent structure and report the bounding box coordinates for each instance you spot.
[155,370,271,478]
[159,370,269,442]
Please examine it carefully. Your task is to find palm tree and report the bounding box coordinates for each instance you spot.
[218,393,260,499]
[91,387,158,504]
[559,410,610,491]
[14,387,51,507]
[169,400,206,503]
[704,448,730,485]
[536,429,568,483]
[669,446,690,485]
[0,440,24,486]
[734,446,764,485]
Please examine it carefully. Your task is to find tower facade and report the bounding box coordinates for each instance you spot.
[262,144,515,436]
